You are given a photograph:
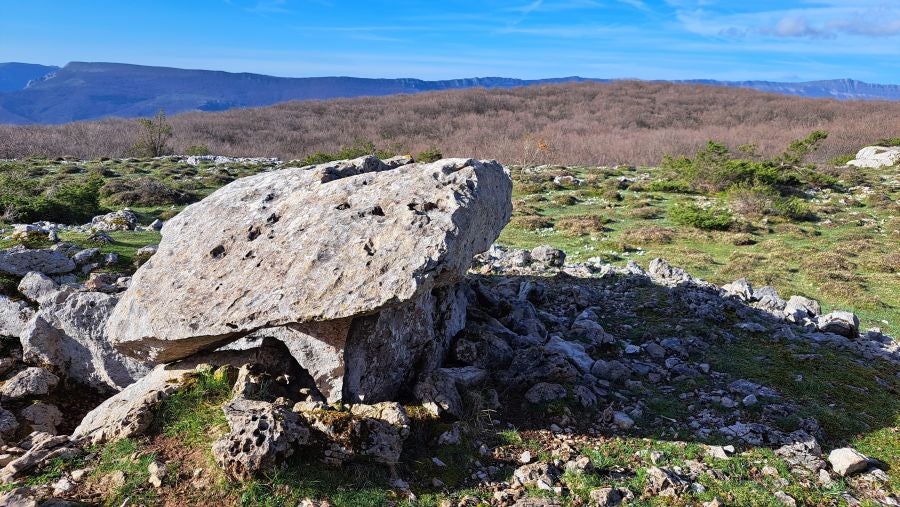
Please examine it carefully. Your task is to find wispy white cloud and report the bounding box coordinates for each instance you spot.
[616,0,650,12]
[674,3,900,40]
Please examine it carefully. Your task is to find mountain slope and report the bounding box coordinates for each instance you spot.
[0,62,591,124]
[0,62,58,93]
[676,78,900,101]
[1,61,899,125]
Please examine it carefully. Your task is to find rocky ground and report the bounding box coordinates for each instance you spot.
[0,154,896,506]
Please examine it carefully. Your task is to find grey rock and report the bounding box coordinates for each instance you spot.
[90,209,137,232]
[530,245,565,267]
[20,403,62,434]
[441,366,488,388]
[0,367,58,400]
[132,244,157,267]
[17,272,59,304]
[71,248,99,265]
[524,382,567,404]
[722,278,753,301]
[0,296,33,338]
[816,311,860,339]
[613,411,635,429]
[591,359,629,382]
[644,466,689,497]
[212,397,309,481]
[20,289,151,391]
[414,369,463,418]
[774,491,796,507]
[0,432,78,484]
[647,258,692,285]
[73,340,293,444]
[149,219,163,231]
[0,486,38,506]
[513,462,560,490]
[0,406,18,437]
[0,247,75,276]
[784,295,821,322]
[296,401,410,465]
[107,157,511,363]
[828,447,869,477]
[544,336,594,373]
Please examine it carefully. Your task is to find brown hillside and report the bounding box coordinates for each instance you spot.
[2,81,898,165]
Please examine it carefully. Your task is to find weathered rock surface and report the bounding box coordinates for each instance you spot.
[0,406,19,437]
[89,209,137,232]
[20,403,62,434]
[847,145,900,169]
[815,311,860,339]
[0,247,75,277]
[73,340,293,444]
[828,447,869,476]
[17,272,59,305]
[20,288,151,390]
[212,396,309,481]
[295,401,411,466]
[0,296,33,338]
[107,157,511,362]
[0,432,79,484]
[0,368,58,400]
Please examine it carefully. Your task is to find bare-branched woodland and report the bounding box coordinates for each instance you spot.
[2,81,898,165]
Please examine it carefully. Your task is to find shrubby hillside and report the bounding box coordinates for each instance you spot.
[2,82,899,165]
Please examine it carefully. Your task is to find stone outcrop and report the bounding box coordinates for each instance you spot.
[847,146,900,169]
[212,397,309,481]
[105,156,511,403]
[0,296,33,338]
[0,247,74,277]
[0,367,58,400]
[89,209,138,232]
[107,157,510,361]
[73,340,296,444]
[19,287,151,390]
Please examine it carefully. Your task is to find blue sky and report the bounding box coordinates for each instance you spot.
[2,0,899,83]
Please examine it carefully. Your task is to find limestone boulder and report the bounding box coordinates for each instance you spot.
[847,146,900,169]
[212,396,309,481]
[89,209,138,232]
[0,367,58,400]
[106,156,510,365]
[0,296,33,338]
[72,340,300,444]
[17,272,59,305]
[816,311,859,339]
[0,247,74,277]
[19,288,151,391]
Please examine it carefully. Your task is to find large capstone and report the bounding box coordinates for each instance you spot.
[105,156,511,403]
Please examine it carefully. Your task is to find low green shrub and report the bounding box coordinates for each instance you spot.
[184,144,211,156]
[646,180,692,193]
[301,139,394,166]
[101,178,195,207]
[415,147,442,163]
[668,203,733,230]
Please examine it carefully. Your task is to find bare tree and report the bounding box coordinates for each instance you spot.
[131,109,173,157]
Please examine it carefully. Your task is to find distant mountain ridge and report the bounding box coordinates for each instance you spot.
[0,62,59,93]
[0,61,898,125]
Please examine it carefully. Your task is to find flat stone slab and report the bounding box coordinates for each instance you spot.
[106,157,511,362]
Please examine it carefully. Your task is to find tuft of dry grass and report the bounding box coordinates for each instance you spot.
[621,226,675,244]
[510,215,553,231]
[555,214,608,235]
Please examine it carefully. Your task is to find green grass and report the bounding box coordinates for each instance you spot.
[91,438,157,506]
[500,163,900,337]
[152,366,233,445]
